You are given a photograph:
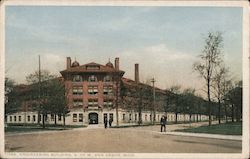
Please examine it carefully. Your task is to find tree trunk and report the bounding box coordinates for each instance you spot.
[175,112,178,124]
[208,78,212,126]
[231,104,234,122]
[54,114,57,125]
[138,111,142,125]
[42,114,45,128]
[218,100,221,124]
[224,105,228,123]
[189,114,192,123]
[38,111,40,125]
[236,104,240,122]
[63,112,66,129]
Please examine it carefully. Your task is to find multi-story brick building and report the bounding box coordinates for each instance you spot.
[60,57,125,125]
[6,57,210,126]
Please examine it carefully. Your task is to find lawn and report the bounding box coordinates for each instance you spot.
[175,122,242,135]
[5,124,86,133]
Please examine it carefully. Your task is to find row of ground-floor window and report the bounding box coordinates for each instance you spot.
[6,109,212,126]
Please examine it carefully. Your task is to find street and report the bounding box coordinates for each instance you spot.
[5,124,241,153]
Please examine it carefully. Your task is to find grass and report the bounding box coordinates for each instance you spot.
[5,124,86,133]
[175,122,242,135]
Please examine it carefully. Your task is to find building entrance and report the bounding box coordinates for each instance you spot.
[88,113,98,124]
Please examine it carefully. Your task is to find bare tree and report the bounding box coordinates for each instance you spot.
[193,32,223,126]
[222,78,233,122]
[212,64,229,124]
[167,85,182,124]
[26,70,57,128]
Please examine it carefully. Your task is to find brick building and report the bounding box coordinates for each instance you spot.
[60,57,125,125]
[6,57,210,126]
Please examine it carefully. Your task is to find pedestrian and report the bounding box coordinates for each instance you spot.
[104,117,108,129]
[160,115,166,132]
[109,118,113,127]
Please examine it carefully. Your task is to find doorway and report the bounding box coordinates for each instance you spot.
[88,113,98,124]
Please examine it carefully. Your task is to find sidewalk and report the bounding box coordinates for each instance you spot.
[130,121,242,141]
[157,131,242,141]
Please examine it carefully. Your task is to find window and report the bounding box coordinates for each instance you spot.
[73,75,82,82]
[129,114,132,120]
[158,115,160,121]
[73,86,83,95]
[18,116,21,122]
[58,114,62,121]
[14,116,16,122]
[104,75,112,82]
[51,114,54,121]
[45,115,48,121]
[122,114,125,120]
[109,113,113,121]
[27,116,30,122]
[73,99,83,107]
[145,115,147,121]
[150,115,152,121]
[103,86,113,95]
[103,99,113,108]
[33,115,36,122]
[104,113,107,122]
[39,115,42,121]
[73,114,77,122]
[88,75,97,82]
[135,114,137,121]
[88,86,98,94]
[79,113,83,122]
[88,99,98,107]
[10,116,12,122]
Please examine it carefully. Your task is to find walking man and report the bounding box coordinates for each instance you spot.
[160,115,166,132]
[109,118,113,127]
[104,117,108,129]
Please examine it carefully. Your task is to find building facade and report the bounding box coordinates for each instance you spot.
[6,57,211,126]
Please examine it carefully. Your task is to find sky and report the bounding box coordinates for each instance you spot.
[5,6,243,95]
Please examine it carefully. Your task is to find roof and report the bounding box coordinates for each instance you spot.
[121,77,169,95]
[60,62,125,75]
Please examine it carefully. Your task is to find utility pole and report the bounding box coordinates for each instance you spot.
[151,78,156,125]
[115,75,119,126]
[38,55,41,125]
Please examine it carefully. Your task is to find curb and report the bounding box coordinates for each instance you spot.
[157,131,242,141]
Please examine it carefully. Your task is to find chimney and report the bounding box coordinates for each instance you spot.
[135,63,139,83]
[115,57,119,70]
[67,57,71,69]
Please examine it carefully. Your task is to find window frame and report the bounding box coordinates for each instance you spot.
[79,113,83,122]
[73,113,77,122]
[88,86,98,95]
[73,75,82,82]
[88,75,97,82]
[104,75,112,82]
[88,99,98,107]
[73,99,83,107]
[73,86,83,95]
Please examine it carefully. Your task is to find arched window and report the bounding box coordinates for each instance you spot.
[88,75,97,82]
[104,75,112,82]
[73,75,82,82]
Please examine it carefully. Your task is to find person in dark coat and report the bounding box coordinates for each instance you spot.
[104,117,108,129]
[160,116,166,132]
[109,118,113,127]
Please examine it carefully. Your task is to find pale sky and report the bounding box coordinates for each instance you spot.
[5,6,243,95]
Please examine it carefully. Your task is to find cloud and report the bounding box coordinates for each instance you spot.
[116,43,197,89]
